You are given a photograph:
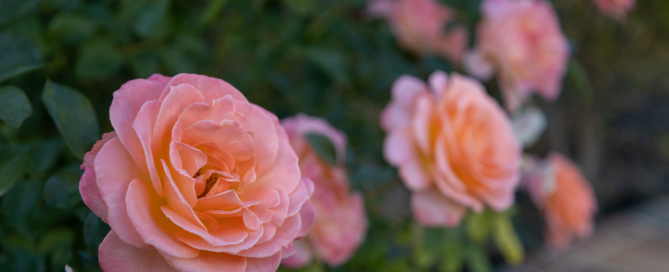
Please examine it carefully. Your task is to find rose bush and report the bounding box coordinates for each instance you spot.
[280,114,367,267]
[381,71,521,227]
[368,0,468,63]
[79,73,315,271]
[524,153,597,249]
[464,0,569,111]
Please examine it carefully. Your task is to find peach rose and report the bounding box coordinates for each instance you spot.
[79,73,316,272]
[524,153,597,249]
[464,0,569,111]
[381,71,521,227]
[594,0,635,22]
[368,0,468,63]
[280,114,368,267]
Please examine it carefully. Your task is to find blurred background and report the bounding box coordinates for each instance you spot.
[0,0,668,271]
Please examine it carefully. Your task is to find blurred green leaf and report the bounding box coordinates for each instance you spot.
[305,48,349,84]
[305,133,337,165]
[465,211,490,244]
[84,210,110,253]
[440,229,463,272]
[43,167,83,209]
[75,39,124,80]
[160,47,196,74]
[48,13,96,45]
[284,0,319,15]
[28,138,62,177]
[38,228,74,272]
[0,86,32,129]
[492,211,525,265]
[465,245,492,272]
[0,32,44,82]
[567,60,594,102]
[0,0,38,26]
[42,80,100,160]
[133,0,170,38]
[4,249,45,272]
[0,145,30,197]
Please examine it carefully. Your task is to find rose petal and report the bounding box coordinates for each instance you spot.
[162,251,247,272]
[411,190,467,227]
[94,138,149,249]
[98,231,176,272]
[238,214,301,258]
[159,73,248,104]
[245,252,282,272]
[125,179,200,258]
[132,100,164,197]
[280,239,312,268]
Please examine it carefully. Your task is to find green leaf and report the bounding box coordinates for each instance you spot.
[304,48,349,84]
[0,0,38,26]
[75,39,124,80]
[492,211,525,265]
[28,138,62,177]
[440,228,463,272]
[84,210,110,252]
[465,210,490,244]
[134,0,170,38]
[43,166,84,209]
[42,80,99,160]
[48,13,96,45]
[465,245,493,272]
[0,86,32,129]
[0,145,30,197]
[567,60,594,102]
[0,32,44,82]
[305,133,337,165]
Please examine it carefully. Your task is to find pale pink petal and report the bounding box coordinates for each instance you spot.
[152,83,205,157]
[297,200,316,238]
[287,178,313,217]
[281,114,348,163]
[245,252,282,272]
[109,77,167,174]
[125,179,200,258]
[391,75,428,108]
[246,126,301,194]
[132,100,164,197]
[80,131,115,222]
[236,102,280,174]
[383,128,414,166]
[238,215,301,258]
[94,138,149,249]
[159,73,248,104]
[411,190,467,227]
[162,251,247,272]
[182,120,254,161]
[98,231,176,272]
[280,239,312,268]
[463,51,494,81]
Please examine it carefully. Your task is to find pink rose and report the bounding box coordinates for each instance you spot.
[524,153,597,249]
[280,114,368,267]
[368,0,468,63]
[381,71,521,227]
[79,73,316,272]
[594,0,635,22]
[464,0,569,111]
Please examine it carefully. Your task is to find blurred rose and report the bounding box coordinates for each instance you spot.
[79,73,315,272]
[524,153,597,249]
[368,0,468,63]
[380,71,521,227]
[594,0,635,21]
[280,114,368,267]
[464,0,569,111]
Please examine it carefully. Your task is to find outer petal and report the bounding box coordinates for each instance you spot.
[110,77,167,174]
[246,252,282,272]
[162,251,247,272]
[280,239,312,268]
[246,124,300,194]
[79,132,117,223]
[411,190,467,227]
[236,103,280,175]
[98,231,176,272]
[238,215,301,258]
[159,73,248,104]
[94,138,149,249]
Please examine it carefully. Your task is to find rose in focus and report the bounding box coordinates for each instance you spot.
[594,0,635,22]
[524,153,597,249]
[464,0,569,111]
[368,0,468,63]
[381,71,521,227]
[79,73,315,271]
[280,114,368,267]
